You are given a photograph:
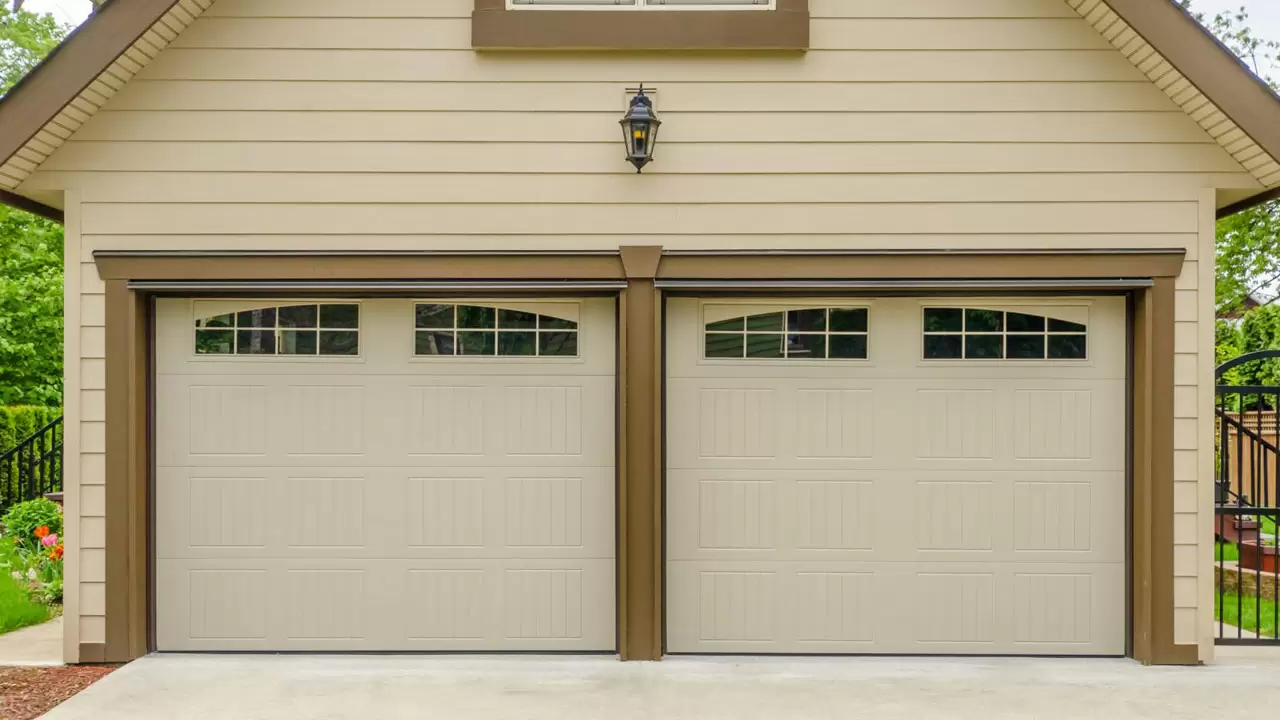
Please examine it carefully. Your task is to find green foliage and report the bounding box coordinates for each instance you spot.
[0,206,64,406]
[0,405,59,454]
[0,517,63,606]
[1,499,62,553]
[0,565,51,633]
[0,8,67,406]
[0,5,66,96]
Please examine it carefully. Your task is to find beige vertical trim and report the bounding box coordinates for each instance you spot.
[1196,189,1217,663]
[61,189,81,664]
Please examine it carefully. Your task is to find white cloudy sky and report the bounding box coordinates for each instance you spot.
[16,0,1280,70]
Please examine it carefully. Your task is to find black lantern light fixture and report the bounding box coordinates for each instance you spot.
[620,85,661,173]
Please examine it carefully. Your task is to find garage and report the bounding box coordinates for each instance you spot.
[666,296,1127,656]
[154,297,617,652]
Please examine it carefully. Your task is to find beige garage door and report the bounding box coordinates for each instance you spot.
[667,296,1126,656]
[155,297,616,652]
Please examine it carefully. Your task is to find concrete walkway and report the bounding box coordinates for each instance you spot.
[0,616,61,667]
[40,650,1280,720]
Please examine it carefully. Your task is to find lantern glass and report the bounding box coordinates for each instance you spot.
[620,89,661,172]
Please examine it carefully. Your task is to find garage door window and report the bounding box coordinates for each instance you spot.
[414,303,579,357]
[922,307,1087,360]
[195,303,360,356]
[704,307,869,360]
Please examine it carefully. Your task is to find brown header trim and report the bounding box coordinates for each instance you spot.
[0,189,63,223]
[1219,186,1280,218]
[472,0,808,51]
[0,0,181,180]
[94,247,1193,664]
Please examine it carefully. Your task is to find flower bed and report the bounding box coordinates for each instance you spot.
[0,499,63,609]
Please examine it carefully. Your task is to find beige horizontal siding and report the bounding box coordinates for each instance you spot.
[39,0,1237,661]
[42,142,1245,174]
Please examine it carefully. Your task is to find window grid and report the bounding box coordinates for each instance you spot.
[921,308,1087,361]
[704,308,869,360]
[194,303,360,357]
[413,304,579,358]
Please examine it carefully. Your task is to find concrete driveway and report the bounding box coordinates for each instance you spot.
[42,649,1280,720]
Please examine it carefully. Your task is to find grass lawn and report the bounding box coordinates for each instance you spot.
[0,572,51,635]
[1218,540,1240,562]
[1217,591,1280,639]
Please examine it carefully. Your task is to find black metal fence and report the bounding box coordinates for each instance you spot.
[1216,350,1280,644]
[0,416,63,514]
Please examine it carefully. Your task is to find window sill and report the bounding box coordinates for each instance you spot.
[471,0,809,51]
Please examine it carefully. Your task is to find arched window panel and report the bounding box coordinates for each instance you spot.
[704,307,869,360]
[922,307,1087,360]
[414,303,579,357]
[194,302,360,357]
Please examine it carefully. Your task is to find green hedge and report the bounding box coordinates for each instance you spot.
[0,407,61,455]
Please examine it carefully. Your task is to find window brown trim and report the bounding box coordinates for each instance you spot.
[471,0,809,51]
[94,247,1194,665]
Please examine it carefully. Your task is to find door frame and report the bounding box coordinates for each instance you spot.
[90,247,1191,665]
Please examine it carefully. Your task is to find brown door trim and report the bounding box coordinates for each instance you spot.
[93,247,1193,665]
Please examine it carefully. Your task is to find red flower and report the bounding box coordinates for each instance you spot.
[49,545,63,561]
[33,526,49,539]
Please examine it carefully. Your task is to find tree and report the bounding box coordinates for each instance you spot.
[0,6,66,406]
[1179,3,1280,316]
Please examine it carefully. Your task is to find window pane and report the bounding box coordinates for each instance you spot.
[923,308,962,332]
[498,331,537,356]
[319,331,359,355]
[829,308,868,333]
[498,310,537,329]
[415,330,455,356]
[706,317,744,333]
[786,334,826,359]
[279,330,318,355]
[830,334,868,359]
[705,333,744,358]
[965,309,1003,332]
[1048,334,1088,359]
[924,335,962,359]
[236,330,275,354]
[197,313,234,329]
[746,312,784,332]
[1006,335,1045,359]
[787,309,826,332]
[1006,312,1045,332]
[195,329,233,354]
[458,331,496,355]
[745,334,784,358]
[415,304,455,329]
[1048,318,1087,333]
[277,305,318,329]
[457,306,496,329]
[965,335,1003,359]
[540,315,577,330]
[237,308,276,328]
[319,304,359,329]
[539,332,578,357]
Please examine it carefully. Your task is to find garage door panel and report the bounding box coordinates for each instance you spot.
[667,560,1125,655]
[667,296,1126,656]
[157,558,615,652]
[157,375,614,469]
[156,297,616,652]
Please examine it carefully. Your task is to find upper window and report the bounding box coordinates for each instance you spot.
[922,308,1087,361]
[415,304,579,357]
[195,303,360,356]
[705,307,868,360]
[512,0,772,9]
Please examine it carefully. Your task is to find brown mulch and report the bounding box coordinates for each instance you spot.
[0,665,116,720]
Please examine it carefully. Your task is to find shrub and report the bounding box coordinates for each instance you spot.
[1,499,62,552]
[0,406,60,455]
